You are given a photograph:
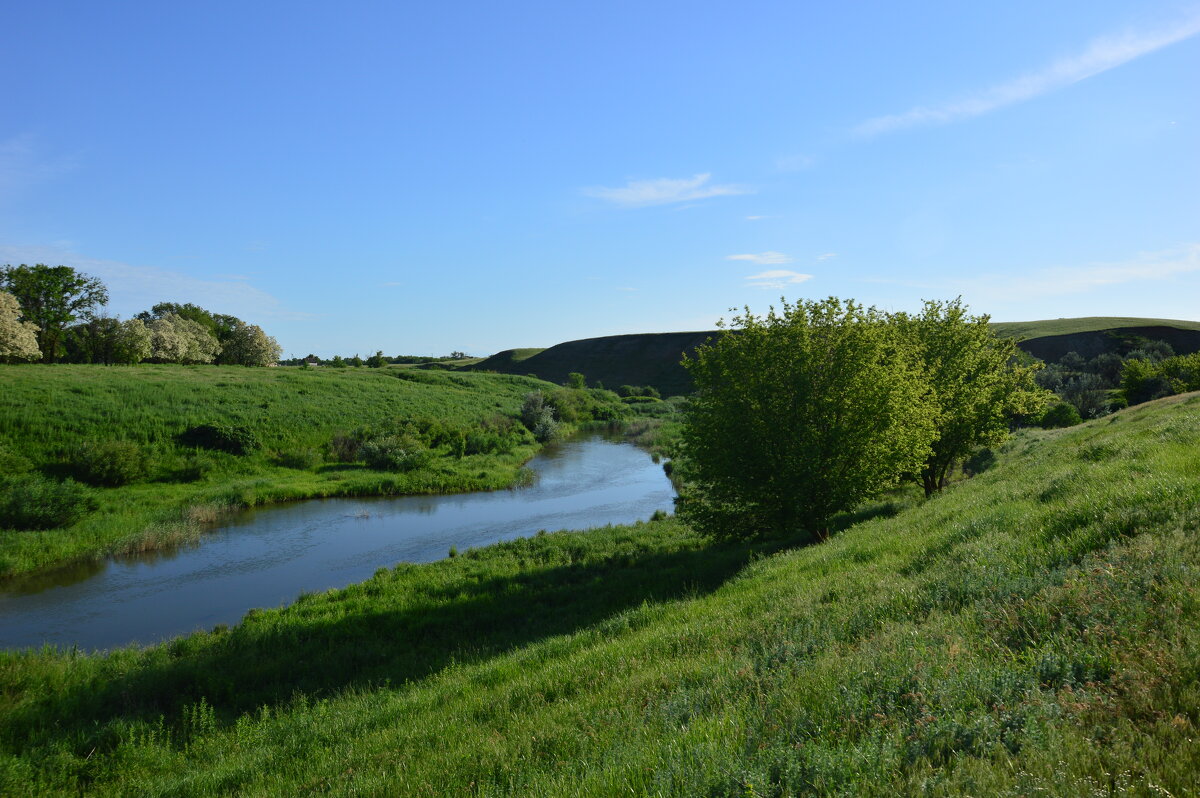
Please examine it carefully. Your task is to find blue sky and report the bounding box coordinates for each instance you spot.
[1,1,1197,358]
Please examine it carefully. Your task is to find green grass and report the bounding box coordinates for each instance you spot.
[990,316,1200,340]
[0,365,560,577]
[2,393,1199,795]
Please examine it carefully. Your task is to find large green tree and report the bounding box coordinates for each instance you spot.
[0,264,109,362]
[0,291,41,362]
[892,298,1045,496]
[679,297,935,540]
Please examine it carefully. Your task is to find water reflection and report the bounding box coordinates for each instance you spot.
[0,436,674,651]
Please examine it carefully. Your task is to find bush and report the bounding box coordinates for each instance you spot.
[0,445,32,476]
[360,434,434,472]
[1040,402,1083,429]
[0,475,96,530]
[273,448,323,470]
[329,432,360,463]
[178,423,260,455]
[69,439,145,486]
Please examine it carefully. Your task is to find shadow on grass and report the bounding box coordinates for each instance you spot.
[3,530,799,752]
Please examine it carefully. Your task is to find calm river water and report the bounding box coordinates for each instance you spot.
[0,435,674,651]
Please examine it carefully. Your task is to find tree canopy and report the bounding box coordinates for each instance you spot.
[0,291,41,362]
[0,264,108,362]
[679,297,936,540]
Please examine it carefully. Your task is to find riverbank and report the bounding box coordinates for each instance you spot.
[2,394,1197,794]
[0,365,584,578]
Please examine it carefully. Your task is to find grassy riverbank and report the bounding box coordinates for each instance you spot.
[2,393,1197,794]
[0,365,568,578]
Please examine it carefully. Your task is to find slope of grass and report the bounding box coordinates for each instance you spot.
[0,365,557,577]
[2,393,1198,795]
[990,316,1200,340]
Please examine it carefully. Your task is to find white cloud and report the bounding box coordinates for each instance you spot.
[816,252,838,261]
[745,215,771,221]
[855,14,1200,136]
[0,243,315,322]
[745,269,814,289]
[582,173,750,207]
[727,251,793,265]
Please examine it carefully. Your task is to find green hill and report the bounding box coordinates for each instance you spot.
[2,393,1199,795]
[0,365,555,577]
[470,318,1200,396]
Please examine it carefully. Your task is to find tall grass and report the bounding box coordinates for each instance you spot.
[0,393,1197,795]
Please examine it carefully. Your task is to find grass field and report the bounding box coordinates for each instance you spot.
[990,316,1200,340]
[0,365,559,577]
[2,392,1197,795]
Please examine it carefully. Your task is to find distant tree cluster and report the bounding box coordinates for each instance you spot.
[0,264,281,366]
[676,297,1044,541]
[279,351,472,367]
[1035,338,1176,419]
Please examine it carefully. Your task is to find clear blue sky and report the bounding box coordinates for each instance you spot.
[2,1,1197,358]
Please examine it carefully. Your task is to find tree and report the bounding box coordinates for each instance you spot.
[892,299,1045,496]
[148,313,221,363]
[679,297,935,540]
[0,291,41,362]
[64,316,151,364]
[0,264,109,362]
[566,372,587,389]
[366,350,386,368]
[217,322,281,366]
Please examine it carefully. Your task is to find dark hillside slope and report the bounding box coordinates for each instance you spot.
[472,331,717,395]
[470,317,1200,395]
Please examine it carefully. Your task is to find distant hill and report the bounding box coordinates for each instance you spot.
[470,317,1200,396]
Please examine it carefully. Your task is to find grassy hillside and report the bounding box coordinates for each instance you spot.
[2,392,1198,795]
[0,365,555,577]
[471,318,1200,395]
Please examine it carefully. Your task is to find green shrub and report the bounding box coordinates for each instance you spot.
[0,475,96,530]
[360,434,433,472]
[69,439,145,486]
[0,444,33,476]
[178,423,260,455]
[274,448,323,470]
[329,432,360,463]
[1040,402,1083,429]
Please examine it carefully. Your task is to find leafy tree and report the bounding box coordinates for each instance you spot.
[0,264,109,362]
[0,291,41,362]
[219,322,281,366]
[566,372,587,389]
[148,314,221,364]
[366,350,387,368]
[1040,402,1082,428]
[349,354,364,367]
[63,317,151,365]
[679,297,935,540]
[892,299,1045,496]
[329,355,347,367]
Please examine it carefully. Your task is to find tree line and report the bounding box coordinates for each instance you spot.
[0,264,280,366]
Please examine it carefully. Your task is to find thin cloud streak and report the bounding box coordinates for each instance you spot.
[855,14,1200,137]
[727,251,793,265]
[745,269,813,290]
[582,173,750,207]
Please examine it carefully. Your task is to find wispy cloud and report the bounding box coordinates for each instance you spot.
[0,134,76,201]
[855,14,1200,137]
[816,252,838,261]
[973,244,1200,300]
[582,173,750,207]
[0,243,316,321]
[745,269,813,290]
[745,215,772,221]
[776,153,816,172]
[727,251,793,265]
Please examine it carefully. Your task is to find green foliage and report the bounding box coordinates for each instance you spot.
[1040,402,1083,428]
[3,397,1200,795]
[177,423,261,455]
[0,474,96,530]
[1120,358,1175,405]
[521,391,560,442]
[565,371,587,389]
[0,263,109,362]
[0,291,40,362]
[893,298,1045,496]
[360,434,433,472]
[366,350,387,368]
[68,439,146,486]
[272,448,323,470]
[680,297,935,538]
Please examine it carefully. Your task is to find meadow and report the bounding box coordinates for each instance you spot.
[0,365,564,577]
[1,391,1197,795]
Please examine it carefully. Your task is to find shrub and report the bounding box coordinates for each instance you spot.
[329,432,360,463]
[274,448,323,470]
[178,423,260,455]
[69,439,145,486]
[360,434,433,472]
[0,475,96,530]
[1040,402,1083,429]
[0,445,32,476]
